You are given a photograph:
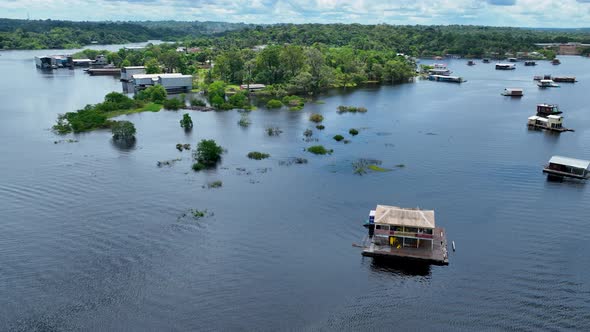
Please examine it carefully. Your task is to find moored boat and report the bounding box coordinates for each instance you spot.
[501,88,523,97]
[536,103,562,116]
[552,58,561,65]
[524,61,536,66]
[428,75,464,83]
[552,76,576,83]
[496,63,516,70]
[538,79,559,88]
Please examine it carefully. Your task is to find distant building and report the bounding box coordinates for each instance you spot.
[239,84,266,91]
[131,73,192,92]
[252,45,267,52]
[176,47,186,53]
[534,42,590,55]
[121,66,146,82]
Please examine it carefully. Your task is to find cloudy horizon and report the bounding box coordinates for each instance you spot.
[1,0,590,28]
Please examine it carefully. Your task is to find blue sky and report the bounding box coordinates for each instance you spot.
[1,0,590,27]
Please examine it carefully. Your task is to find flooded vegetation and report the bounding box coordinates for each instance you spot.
[2,45,590,331]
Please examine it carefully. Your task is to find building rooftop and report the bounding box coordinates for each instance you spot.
[549,156,590,170]
[374,205,435,229]
[123,66,146,70]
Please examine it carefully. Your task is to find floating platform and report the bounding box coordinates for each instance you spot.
[85,68,121,75]
[362,227,449,265]
[527,123,574,132]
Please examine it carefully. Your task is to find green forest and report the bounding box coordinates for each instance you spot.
[2,18,590,55]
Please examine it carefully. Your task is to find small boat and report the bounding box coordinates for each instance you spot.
[496,63,516,70]
[502,88,523,97]
[538,79,559,88]
[482,58,490,63]
[552,58,561,65]
[507,57,518,62]
[536,103,562,116]
[524,61,537,66]
[543,156,590,180]
[428,68,452,76]
[428,75,464,83]
[467,60,475,66]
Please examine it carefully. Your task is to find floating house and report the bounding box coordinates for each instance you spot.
[131,73,193,92]
[538,79,559,88]
[427,68,451,76]
[34,55,73,69]
[543,156,590,180]
[496,63,516,70]
[534,74,552,81]
[524,61,537,66]
[239,83,266,92]
[428,75,464,83]
[34,56,53,69]
[85,65,120,76]
[482,58,491,63]
[527,115,572,132]
[72,59,92,67]
[120,66,146,82]
[553,76,577,83]
[502,88,524,97]
[552,58,561,65]
[508,57,518,62]
[536,104,561,116]
[361,205,448,265]
[467,60,475,66]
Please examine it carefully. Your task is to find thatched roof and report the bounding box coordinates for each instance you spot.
[374,205,435,229]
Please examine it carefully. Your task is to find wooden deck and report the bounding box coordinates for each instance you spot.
[543,168,589,179]
[527,124,574,132]
[362,227,449,265]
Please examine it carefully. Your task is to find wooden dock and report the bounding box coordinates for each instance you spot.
[362,227,449,265]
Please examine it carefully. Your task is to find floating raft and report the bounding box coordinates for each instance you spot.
[362,227,449,265]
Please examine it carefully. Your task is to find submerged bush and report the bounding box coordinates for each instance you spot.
[337,105,367,114]
[309,113,324,123]
[111,121,136,140]
[180,113,193,129]
[206,180,223,188]
[238,114,251,127]
[266,99,283,108]
[266,127,283,136]
[307,145,333,155]
[247,151,270,160]
[193,139,223,167]
[192,162,206,171]
[349,128,359,136]
[333,134,344,141]
[303,129,313,138]
[316,125,325,130]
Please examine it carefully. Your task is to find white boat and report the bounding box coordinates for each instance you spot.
[501,88,523,97]
[496,63,516,70]
[538,79,559,88]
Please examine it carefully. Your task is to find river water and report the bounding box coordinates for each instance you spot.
[1,45,589,331]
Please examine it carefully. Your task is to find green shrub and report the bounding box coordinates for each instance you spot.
[228,91,249,109]
[309,113,324,123]
[247,151,270,160]
[307,145,333,155]
[333,134,344,141]
[282,95,304,107]
[266,99,283,108]
[111,121,136,140]
[349,128,359,136]
[180,113,193,129]
[289,105,303,111]
[136,85,167,103]
[163,97,184,110]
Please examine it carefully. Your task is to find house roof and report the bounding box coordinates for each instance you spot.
[549,156,590,170]
[374,205,435,229]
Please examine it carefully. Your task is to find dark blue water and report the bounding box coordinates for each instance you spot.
[1,48,589,331]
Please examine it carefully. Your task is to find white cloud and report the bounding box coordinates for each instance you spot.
[1,0,589,27]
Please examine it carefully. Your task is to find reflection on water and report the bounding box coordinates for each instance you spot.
[111,137,137,151]
[369,257,432,277]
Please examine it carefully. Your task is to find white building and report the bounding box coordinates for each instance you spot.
[131,73,193,92]
[121,66,146,81]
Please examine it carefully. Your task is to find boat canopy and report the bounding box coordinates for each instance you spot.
[374,205,435,229]
[548,156,590,170]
